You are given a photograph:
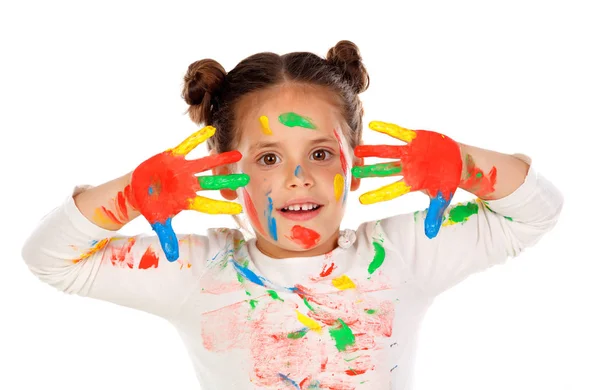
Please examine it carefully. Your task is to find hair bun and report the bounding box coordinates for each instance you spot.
[182,59,227,125]
[326,40,370,94]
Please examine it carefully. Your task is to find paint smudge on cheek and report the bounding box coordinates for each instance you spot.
[287,225,321,249]
[333,174,344,201]
[242,188,266,235]
[278,112,317,129]
[259,115,273,135]
[265,194,278,241]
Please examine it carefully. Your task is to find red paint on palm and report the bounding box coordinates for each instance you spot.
[355,130,462,200]
[131,150,242,224]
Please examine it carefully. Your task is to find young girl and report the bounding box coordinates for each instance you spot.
[21,40,563,389]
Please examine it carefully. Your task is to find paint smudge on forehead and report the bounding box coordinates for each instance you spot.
[259,115,273,135]
[278,112,317,129]
[287,225,321,249]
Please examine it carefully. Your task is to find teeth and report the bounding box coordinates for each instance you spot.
[283,203,319,211]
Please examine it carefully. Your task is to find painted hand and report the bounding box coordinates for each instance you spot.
[130,126,249,261]
[352,121,462,239]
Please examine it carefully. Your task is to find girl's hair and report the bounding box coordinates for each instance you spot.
[181,40,370,154]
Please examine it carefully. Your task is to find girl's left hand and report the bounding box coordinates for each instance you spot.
[352,121,463,239]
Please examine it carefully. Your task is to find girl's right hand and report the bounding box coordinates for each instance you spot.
[130,126,249,261]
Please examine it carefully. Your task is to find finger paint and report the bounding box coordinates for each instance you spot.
[188,196,242,214]
[296,310,322,332]
[288,225,321,249]
[333,174,344,201]
[139,246,159,269]
[369,121,417,143]
[332,275,356,290]
[424,192,453,238]
[266,194,278,241]
[169,126,216,156]
[368,241,385,274]
[242,189,266,235]
[352,162,402,178]
[198,173,250,190]
[354,145,405,159]
[259,115,273,135]
[359,181,411,204]
[151,218,178,261]
[460,154,497,197]
[294,165,302,178]
[329,319,355,352]
[278,112,316,129]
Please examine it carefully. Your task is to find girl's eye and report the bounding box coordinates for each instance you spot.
[258,153,280,166]
[311,149,332,161]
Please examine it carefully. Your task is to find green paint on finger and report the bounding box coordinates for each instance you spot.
[352,162,402,178]
[329,318,355,351]
[368,241,386,274]
[198,174,250,190]
[278,112,316,129]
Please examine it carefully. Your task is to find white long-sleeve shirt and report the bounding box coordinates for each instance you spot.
[21,159,563,389]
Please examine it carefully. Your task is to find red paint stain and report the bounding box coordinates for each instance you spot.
[333,129,348,174]
[96,184,137,225]
[320,262,336,277]
[242,188,266,235]
[460,155,497,197]
[288,225,320,249]
[131,150,241,224]
[345,368,368,376]
[106,237,136,268]
[139,246,159,269]
[355,130,462,201]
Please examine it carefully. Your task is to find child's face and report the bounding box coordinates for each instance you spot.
[221,84,361,258]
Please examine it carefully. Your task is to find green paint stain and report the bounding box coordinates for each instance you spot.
[344,355,362,362]
[447,202,479,224]
[368,241,386,274]
[278,112,316,129]
[267,290,284,301]
[198,174,249,190]
[329,319,355,351]
[504,216,513,221]
[245,290,251,296]
[287,328,309,339]
[475,172,483,178]
[249,299,258,309]
[365,309,376,314]
[352,162,402,178]
[303,297,315,312]
[237,273,245,284]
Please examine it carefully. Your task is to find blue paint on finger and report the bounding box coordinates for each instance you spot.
[151,218,179,261]
[424,191,452,238]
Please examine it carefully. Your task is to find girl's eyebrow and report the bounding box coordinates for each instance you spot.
[249,137,338,153]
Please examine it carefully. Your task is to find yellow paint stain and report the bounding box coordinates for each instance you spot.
[259,115,273,135]
[333,174,344,201]
[92,208,114,226]
[296,310,322,333]
[169,126,216,156]
[369,121,417,143]
[188,196,243,214]
[72,238,109,263]
[332,275,356,290]
[359,181,412,204]
[442,219,457,227]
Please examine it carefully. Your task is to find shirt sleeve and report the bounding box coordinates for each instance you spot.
[376,155,564,297]
[21,185,214,320]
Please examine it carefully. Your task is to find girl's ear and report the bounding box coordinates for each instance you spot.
[210,149,239,201]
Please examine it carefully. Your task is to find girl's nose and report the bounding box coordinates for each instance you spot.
[286,165,313,189]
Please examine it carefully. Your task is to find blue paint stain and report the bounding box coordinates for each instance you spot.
[266,196,278,241]
[424,191,453,238]
[232,261,268,287]
[294,165,302,178]
[278,373,301,389]
[151,217,179,261]
[90,239,98,246]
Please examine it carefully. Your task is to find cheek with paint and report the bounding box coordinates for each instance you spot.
[287,225,321,249]
[264,191,278,241]
[333,128,350,203]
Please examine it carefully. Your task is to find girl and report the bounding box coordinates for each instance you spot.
[21,40,563,389]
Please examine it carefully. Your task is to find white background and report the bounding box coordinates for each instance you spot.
[1,0,598,389]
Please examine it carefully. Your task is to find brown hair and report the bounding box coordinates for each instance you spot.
[181,40,370,153]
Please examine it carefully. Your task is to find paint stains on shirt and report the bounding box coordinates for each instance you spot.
[332,275,356,290]
[368,241,386,274]
[442,201,479,226]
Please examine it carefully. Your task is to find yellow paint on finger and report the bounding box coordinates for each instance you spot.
[170,126,216,156]
[333,174,345,201]
[332,274,356,290]
[296,310,322,333]
[259,115,273,135]
[369,121,417,143]
[359,181,411,205]
[188,196,243,214]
